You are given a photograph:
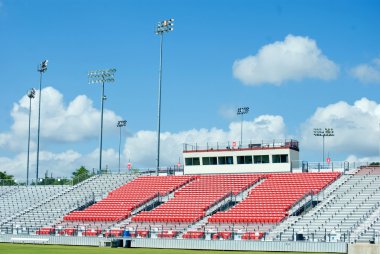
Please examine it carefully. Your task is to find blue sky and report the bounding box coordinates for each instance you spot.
[1,0,380,179]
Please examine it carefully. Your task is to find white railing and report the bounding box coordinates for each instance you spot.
[183,139,299,152]
[291,160,379,173]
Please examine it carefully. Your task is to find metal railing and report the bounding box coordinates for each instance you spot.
[291,160,380,173]
[183,139,299,152]
[0,224,362,244]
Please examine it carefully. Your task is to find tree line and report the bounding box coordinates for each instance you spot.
[0,166,93,186]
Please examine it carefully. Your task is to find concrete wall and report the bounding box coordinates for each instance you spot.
[0,234,350,253]
[0,234,101,246]
[348,243,380,254]
[132,239,347,253]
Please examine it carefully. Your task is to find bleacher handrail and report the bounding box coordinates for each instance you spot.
[291,160,380,173]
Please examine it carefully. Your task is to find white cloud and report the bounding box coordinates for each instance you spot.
[1,86,121,152]
[0,86,124,180]
[0,148,120,180]
[2,87,285,178]
[301,98,380,158]
[345,154,380,163]
[124,115,286,168]
[3,85,379,179]
[2,114,282,179]
[350,58,380,84]
[233,34,339,85]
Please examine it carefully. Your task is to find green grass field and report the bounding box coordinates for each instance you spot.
[0,243,336,254]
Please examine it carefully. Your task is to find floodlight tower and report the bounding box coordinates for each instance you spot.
[36,60,48,181]
[155,18,174,175]
[237,107,250,147]
[117,120,127,173]
[88,69,116,172]
[27,88,36,185]
[313,128,335,164]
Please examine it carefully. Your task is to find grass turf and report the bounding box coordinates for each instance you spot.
[0,243,336,254]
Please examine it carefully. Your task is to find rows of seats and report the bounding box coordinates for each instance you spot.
[278,174,380,242]
[0,186,68,223]
[59,228,75,236]
[182,231,205,239]
[182,231,263,240]
[63,175,193,222]
[356,166,380,175]
[204,222,271,233]
[131,174,263,224]
[2,174,134,233]
[105,229,124,237]
[29,172,343,238]
[129,230,149,238]
[242,232,264,240]
[212,231,232,240]
[208,172,340,224]
[36,227,55,235]
[157,230,178,238]
[82,229,102,236]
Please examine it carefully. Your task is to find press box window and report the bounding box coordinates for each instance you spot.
[254,155,269,164]
[202,157,217,165]
[272,154,288,163]
[237,156,253,164]
[218,156,234,165]
[185,157,200,166]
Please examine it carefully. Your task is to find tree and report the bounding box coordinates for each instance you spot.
[72,166,91,184]
[0,171,16,185]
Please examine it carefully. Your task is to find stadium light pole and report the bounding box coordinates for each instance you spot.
[36,60,48,181]
[117,120,127,173]
[88,68,116,172]
[155,18,174,175]
[313,128,334,165]
[237,107,250,147]
[27,88,36,186]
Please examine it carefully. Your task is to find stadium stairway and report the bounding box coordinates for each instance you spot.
[275,173,380,242]
[1,174,135,233]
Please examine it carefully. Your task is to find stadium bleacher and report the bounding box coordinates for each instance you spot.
[131,174,263,224]
[0,185,68,225]
[0,174,135,233]
[53,172,339,239]
[273,168,380,243]
[63,175,193,222]
[4,168,380,244]
[209,172,340,224]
